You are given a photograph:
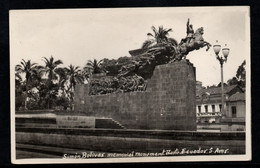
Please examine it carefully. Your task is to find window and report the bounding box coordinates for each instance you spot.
[205,105,208,113]
[212,105,215,112]
[198,106,201,113]
[219,104,222,112]
[232,106,237,118]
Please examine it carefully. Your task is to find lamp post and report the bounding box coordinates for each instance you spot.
[213,41,230,117]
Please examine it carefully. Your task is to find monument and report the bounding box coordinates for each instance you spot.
[74,19,211,130]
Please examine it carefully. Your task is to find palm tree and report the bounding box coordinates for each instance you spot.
[55,67,67,93]
[42,56,63,83]
[84,59,104,74]
[65,65,84,102]
[31,65,45,85]
[15,59,38,109]
[82,70,90,82]
[148,26,172,43]
[142,26,176,49]
[42,56,63,109]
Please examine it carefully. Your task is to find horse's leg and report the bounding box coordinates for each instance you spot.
[206,42,211,51]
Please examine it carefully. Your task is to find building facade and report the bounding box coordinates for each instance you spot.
[225,92,246,124]
[196,85,245,131]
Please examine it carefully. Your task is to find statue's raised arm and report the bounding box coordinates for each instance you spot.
[186,18,190,33]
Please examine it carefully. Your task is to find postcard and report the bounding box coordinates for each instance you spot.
[10,6,251,164]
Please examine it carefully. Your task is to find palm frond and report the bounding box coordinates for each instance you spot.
[21,59,27,67]
[49,56,54,65]
[166,28,172,33]
[151,26,157,36]
[147,33,154,37]
[42,57,49,64]
[54,60,63,66]
[97,59,103,65]
[15,65,23,72]
[142,40,153,49]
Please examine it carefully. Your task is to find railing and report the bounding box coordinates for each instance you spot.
[197,112,222,117]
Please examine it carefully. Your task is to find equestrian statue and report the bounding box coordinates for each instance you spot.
[89,19,211,95]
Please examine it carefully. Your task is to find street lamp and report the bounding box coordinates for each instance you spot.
[213,41,230,117]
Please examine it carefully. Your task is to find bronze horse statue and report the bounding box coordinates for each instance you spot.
[174,27,211,61]
[191,27,211,51]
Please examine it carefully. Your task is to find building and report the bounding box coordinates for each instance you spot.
[196,85,245,131]
[225,92,246,123]
[196,81,203,93]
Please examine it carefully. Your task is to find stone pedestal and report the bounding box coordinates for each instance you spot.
[75,60,196,131]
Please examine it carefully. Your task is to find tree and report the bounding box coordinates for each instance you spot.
[43,56,63,82]
[65,64,84,101]
[55,93,70,110]
[236,60,246,83]
[15,59,38,109]
[84,59,104,74]
[15,72,25,110]
[227,77,239,86]
[55,67,67,93]
[42,56,63,109]
[217,82,227,87]
[147,26,172,44]
[227,60,246,88]
[142,26,178,49]
[82,70,90,82]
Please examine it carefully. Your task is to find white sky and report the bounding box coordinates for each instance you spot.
[10,7,250,86]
